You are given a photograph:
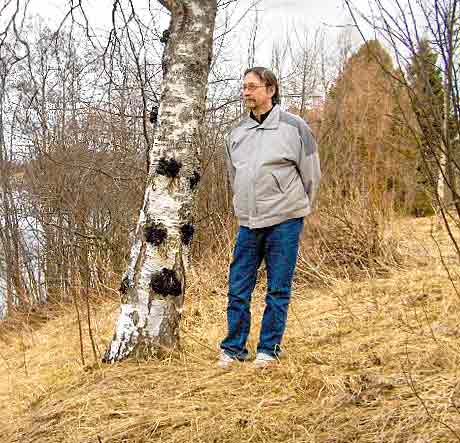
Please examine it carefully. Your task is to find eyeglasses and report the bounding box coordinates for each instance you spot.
[241,83,267,92]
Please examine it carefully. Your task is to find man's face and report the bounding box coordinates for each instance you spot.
[242,72,274,111]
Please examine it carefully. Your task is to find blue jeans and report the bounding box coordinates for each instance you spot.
[220,217,304,360]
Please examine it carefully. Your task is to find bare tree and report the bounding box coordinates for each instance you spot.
[286,27,325,116]
[0,0,39,314]
[103,0,218,362]
[247,8,259,68]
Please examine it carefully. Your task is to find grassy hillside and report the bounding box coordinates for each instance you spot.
[1,217,459,443]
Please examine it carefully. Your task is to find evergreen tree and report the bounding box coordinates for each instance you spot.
[408,39,444,130]
[407,39,444,215]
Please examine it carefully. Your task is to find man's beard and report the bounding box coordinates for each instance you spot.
[244,99,256,109]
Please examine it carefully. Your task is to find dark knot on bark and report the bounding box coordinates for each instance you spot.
[149,106,159,125]
[160,29,170,44]
[144,223,168,246]
[119,276,130,294]
[189,171,201,190]
[156,157,182,178]
[150,268,182,297]
[180,223,194,245]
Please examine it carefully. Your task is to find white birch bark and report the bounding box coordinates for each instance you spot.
[437,25,453,206]
[438,147,447,202]
[104,0,217,362]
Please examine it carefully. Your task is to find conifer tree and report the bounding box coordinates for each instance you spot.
[407,39,444,215]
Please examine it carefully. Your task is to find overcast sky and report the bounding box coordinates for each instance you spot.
[235,0,365,65]
[29,0,358,25]
[21,0,376,67]
[263,0,351,28]
[26,1,368,37]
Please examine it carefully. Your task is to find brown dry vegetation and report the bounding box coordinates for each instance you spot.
[1,216,460,443]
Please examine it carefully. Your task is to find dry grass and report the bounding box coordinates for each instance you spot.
[296,195,403,287]
[1,216,460,443]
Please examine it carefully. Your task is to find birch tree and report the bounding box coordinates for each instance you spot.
[103,0,218,362]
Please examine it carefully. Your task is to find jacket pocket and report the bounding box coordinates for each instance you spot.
[233,169,248,214]
[272,168,297,193]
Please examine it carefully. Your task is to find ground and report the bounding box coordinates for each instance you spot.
[0,216,459,443]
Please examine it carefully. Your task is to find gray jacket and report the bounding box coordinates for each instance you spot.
[225,104,321,229]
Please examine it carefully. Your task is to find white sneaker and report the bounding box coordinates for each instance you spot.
[253,352,277,368]
[217,351,236,369]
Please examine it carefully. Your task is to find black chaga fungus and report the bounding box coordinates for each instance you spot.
[189,171,201,190]
[149,105,159,125]
[156,157,182,178]
[160,29,170,44]
[180,223,194,245]
[144,223,168,246]
[119,276,130,294]
[150,268,182,297]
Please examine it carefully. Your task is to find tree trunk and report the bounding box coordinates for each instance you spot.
[436,2,458,212]
[103,0,217,363]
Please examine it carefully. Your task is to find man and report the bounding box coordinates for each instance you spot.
[218,66,321,369]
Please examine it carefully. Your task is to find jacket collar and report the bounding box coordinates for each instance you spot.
[239,104,280,130]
